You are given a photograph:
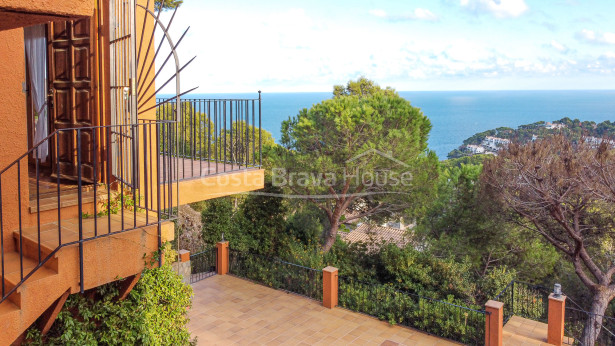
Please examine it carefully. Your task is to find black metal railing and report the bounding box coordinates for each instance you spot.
[0,121,178,304]
[156,94,262,181]
[228,249,322,301]
[563,296,615,346]
[190,248,216,283]
[492,280,550,324]
[338,276,488,345]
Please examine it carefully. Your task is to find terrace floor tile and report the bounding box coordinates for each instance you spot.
[187,275,460,345]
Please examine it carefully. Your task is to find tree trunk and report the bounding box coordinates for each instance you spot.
[322,222,340,252]
[581,291,611,346]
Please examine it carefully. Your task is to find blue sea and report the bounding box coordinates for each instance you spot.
[161,90,615,159]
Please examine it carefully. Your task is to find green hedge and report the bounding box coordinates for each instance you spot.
[24,249,194,345]
[338,277,486,345]
[229,250,323,301]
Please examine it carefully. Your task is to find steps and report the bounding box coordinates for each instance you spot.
[0,213,170,345]
[29,185,107,213]
[29,191,96,213]
[0,246,60,345]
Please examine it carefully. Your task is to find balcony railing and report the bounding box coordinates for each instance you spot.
[0,121,178,304]
[156,93,262,181]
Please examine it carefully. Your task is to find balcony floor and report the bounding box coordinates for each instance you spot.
[161,156,258,181]
[188,275,457,345]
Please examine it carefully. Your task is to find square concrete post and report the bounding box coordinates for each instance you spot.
[485,300,504,346]
[548,293,566,345]
[217,241,229,275]
[322,266,338,309]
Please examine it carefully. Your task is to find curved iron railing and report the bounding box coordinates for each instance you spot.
[0,121,178,304]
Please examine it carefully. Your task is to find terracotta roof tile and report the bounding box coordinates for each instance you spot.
[339,223,410,251]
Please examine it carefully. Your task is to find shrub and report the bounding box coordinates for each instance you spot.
[24,247,194,345]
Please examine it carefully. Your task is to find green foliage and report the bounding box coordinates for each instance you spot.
[200,197,239,246]
[24,249,194,345]
[378,245,476,301]
[285,204,327,245]
[238,183,288,255]
[229,251,323,301]
[97,189,141,217]
[228,246,484,344]
[338,278,485,344]
[450,117,615,159]
[155,0,182,10]
[199,184,290,255]
[333,76,397,98]
[418,159,559,285]
[461,129,496,146]
[441,154,491,169]
[275,78,439,251]
[157,101,275,166]
[479,266,516,299]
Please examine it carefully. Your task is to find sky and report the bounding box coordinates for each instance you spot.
[155,0,615,93]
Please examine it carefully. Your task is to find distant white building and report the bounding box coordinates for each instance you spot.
[465,144,485,154]
[482,136,510,151]
[545,122,566,130]
[585,136,615,148]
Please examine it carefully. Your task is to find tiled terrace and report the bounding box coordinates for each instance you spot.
[188,275,458,345]
[502,316,575,345]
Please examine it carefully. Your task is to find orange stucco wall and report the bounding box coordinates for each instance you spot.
[0,0,96,31]
[175,169,266,205]
[0,0,95,17]
[0,28,28,252]
[0,26,98,252]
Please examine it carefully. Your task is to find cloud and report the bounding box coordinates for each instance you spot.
[548,40,569,53]
[460,0,529,18]
[576,29,615,45]
[412,8,439,21]
[369,8,438,22]
[157,1,615,93]
[535,20,557,31]
[368,9,387,18]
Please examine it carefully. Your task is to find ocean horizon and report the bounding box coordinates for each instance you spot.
[159,90,615,159]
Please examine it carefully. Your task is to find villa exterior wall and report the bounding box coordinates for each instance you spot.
[0,28,29,252]
[0,0,96,31]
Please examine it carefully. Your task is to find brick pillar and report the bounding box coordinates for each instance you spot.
[485,300,504,346]
[217,241,229,275]
[322,266,338,309]
[178,249,190,263]
[548,293,566,345]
